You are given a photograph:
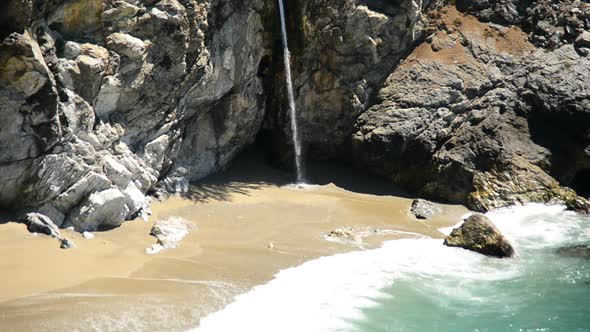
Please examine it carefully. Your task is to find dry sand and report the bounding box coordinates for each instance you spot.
[0,153,468,331]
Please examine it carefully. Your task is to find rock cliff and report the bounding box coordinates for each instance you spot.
[352,3,590,212]
[1,0,588,231]
[0,0,266,231]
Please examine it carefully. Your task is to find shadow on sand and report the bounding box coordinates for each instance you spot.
[0,211,17,225]
[306,160,413,198]
[182,144,413,203]
[181,146,293,203]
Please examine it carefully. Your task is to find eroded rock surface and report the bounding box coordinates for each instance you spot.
[19,213,61,238]
[264,0,444,163]
[0,0,267,230]
[410,199,441,220]
[147,217,192,254]
[444,213,515,258]
[352,6,590,212]
[17,212,75,249]
[2,0,589,230]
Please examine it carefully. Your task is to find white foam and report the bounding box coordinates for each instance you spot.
[281,183,320,191]
[192,204,588,332]
[486,204,585,249]
[438,212,473,235]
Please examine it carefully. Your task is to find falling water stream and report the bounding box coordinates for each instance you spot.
[277,0,304,183]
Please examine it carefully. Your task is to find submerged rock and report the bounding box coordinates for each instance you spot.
[410,199,441,220]
[147,217,192,254]
[556,245,590,260]
[444,214,515,258]
[324,226,381,245]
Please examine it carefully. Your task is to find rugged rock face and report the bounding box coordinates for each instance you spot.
[1,0,589,231]
[352,5,590,212]
[19,212,61,238]
[444,213,515,258]
[456,0,590,50]
[17,212,75,248]
[263,0,443,163]
[0,0,266,230]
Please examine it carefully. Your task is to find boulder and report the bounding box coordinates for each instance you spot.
[147,217,191,254]
[159,167,190,194]
[18,212,75,249]
[60,238,76,249]
[575,31,590,49]
[556,245,590,260]
[105,32,147,60]
[120,181,147,218]
[18,213,61,238]
[410,199,440,220]
[82,231,95,239]
[444,214,515,258]
[65,188,129,231]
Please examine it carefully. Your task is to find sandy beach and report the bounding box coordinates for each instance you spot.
[0,153,468,331]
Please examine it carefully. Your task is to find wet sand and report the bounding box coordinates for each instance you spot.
[0,153,468,331]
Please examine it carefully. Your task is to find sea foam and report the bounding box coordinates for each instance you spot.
[192,204,587,332]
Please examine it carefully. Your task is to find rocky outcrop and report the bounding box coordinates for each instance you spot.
[0,0,267,230]
[410,199,440,219]
[263,0,444,163]
[2,0,589,231]
[352,6,590,212]
[456,0,590,50]
[17,212,75,249]
[19,212,61,238]
[444,213,515,258]
[147,216,192,254]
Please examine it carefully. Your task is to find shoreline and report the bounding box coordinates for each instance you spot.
[0,158,468,331]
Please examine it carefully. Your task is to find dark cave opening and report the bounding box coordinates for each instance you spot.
[570,169,590,198]
[527,107,590,193]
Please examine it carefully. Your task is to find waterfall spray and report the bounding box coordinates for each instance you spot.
[277,0,304,183]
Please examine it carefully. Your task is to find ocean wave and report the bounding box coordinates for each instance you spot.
[192,204,589,332]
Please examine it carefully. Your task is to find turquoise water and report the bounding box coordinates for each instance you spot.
[194,205,590,332]
[353,207,590,332]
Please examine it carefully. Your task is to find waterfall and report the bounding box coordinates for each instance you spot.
[277,0,305,183]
